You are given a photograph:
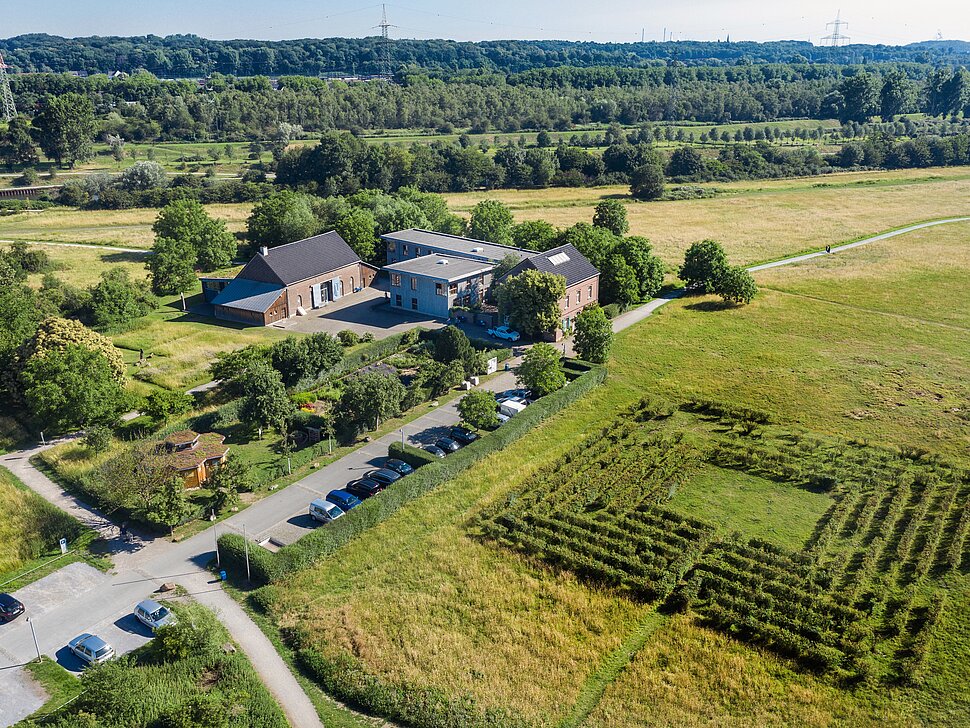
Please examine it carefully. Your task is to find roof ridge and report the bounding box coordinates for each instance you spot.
[384,228,531,254]
[260,229,339,253]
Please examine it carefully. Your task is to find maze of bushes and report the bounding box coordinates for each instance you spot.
[479,398,970,685]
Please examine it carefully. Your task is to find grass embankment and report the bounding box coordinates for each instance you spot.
[445,165,970,266]
[0,465,100,590]
[22,602,287,727]
[266,219,969,725]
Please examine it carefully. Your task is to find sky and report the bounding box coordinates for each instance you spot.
[4,0,969,45]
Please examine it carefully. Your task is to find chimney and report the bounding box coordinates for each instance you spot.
[259,246,269,256]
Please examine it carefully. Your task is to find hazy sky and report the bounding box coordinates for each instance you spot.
[5,0,968,45]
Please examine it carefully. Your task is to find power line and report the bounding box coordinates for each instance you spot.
[822,10,850,47]
[372,4,397,79]
[0,51,16,122]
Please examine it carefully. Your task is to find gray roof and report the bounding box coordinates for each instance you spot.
[211,278,285,312]
[383,254,494,282]
[238,231,361,286]
[503,244,599,287]
[381,229,531,264]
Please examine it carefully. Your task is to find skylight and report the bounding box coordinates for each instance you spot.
[548,252,571,266]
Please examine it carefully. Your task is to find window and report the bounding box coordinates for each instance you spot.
[403,244,409,255]
[449,283,458,294]
[410,277,418,291]
[416,247,422,256]
[350,276,355,290]
[297,295,303,308]
[411,297,418,310]
[588,284,593,299]
[577,289,582,304]
[395,294,402,307]
[566,294,570,308]
[388,241,396,252]
[391,273,401,287]
[435,282,445,296]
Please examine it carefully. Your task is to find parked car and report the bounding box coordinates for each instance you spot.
[309,498,344,524]
[495,389,533,403]
[384,458,414,476]
[449,427,478,446]
[435,437,461,453]
[487,325,520,342]
[326,489,362,511]
[424,444,446,458]
[345,478,385,500]
[496,412,511,425]
[0,593,25,623]
[134,599,177,632]
[69,633,115,666]
[367,468,403,486]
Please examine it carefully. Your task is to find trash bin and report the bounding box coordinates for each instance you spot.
[219,570,227,581]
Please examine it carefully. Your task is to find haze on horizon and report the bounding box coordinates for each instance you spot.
[4,0,968,47]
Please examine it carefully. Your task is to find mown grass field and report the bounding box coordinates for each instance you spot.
[445,166,970,266]
[0,203,251,248]
[267,218,970,725]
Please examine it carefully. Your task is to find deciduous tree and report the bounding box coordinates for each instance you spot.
[679,239,729,293]
[517,342,565,396]
[31,93,96,167]
[496,269,567,338]
[457,389,500,430]
[468,199,514,245]
[592,199,629,236]
[148,237,197,295]
[717,265,758,304]
[573,304,613,363]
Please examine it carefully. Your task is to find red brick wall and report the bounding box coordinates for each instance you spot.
[560,275,600,320]
[283,262,372,314]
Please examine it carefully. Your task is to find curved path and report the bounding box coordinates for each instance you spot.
[609,216,970,335]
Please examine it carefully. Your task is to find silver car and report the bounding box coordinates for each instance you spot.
[69,633,115,666]
[134,599,177,632]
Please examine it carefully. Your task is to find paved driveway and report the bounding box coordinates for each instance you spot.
[278,286,446,337]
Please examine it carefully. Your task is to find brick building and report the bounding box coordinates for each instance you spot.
[209,232,377,326]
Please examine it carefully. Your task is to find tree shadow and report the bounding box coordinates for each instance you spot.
[102,251,152,265]
[683,300,738,312]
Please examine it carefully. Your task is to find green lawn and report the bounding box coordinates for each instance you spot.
[671,466,832,551]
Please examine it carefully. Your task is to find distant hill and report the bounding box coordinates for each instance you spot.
[0,34,967,77]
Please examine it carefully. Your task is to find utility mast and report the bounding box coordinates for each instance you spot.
[0,51,17,122]
[373,5,397,80]
[822,11,850,47]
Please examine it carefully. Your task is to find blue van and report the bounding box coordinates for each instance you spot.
[326,489,362,511]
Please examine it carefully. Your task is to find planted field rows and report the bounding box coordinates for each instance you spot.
[480,400,970,685]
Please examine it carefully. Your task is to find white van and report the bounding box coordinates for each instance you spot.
[498,399,528,418]
[309,498,344,524]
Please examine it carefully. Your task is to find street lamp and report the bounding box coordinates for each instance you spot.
[26,617,41,662]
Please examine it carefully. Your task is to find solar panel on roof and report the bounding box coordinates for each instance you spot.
[548,252,571,266]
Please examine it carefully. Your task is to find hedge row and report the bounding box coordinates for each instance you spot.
[388,440,438,468]
[218,365,606,585]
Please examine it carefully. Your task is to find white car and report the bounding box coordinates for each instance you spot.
[309,498,344,524]
[487,325,520,342]
[68,633,115,666]
[134,599,177,632]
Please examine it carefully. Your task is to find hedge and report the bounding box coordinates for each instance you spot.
[218,364,606,585]
[388,440,438,468]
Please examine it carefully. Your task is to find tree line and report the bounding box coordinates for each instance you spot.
[3,35,969,77]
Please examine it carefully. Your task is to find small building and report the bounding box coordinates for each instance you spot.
[382,229,531,266]
[385,254,493,318]
[499,243,600,339]
[161,430,229,489]
[211,231,377,326]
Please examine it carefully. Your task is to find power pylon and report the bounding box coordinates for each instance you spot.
[822,11,850,47]
[0,51,17,122]
[373,5,397,79]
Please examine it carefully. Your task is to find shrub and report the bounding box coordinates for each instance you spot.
[83,425,113,454]
[388,440,437,468]
[337,330,360,347]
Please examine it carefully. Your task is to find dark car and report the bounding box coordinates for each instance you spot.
[449,427,479,446]
[367,468,403,487]
[384,458,414,476]
[424,444,446,458]
[345,478,385,500]
[435,437,461,453]
[326,489,362,511]
[0,593,25,623]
